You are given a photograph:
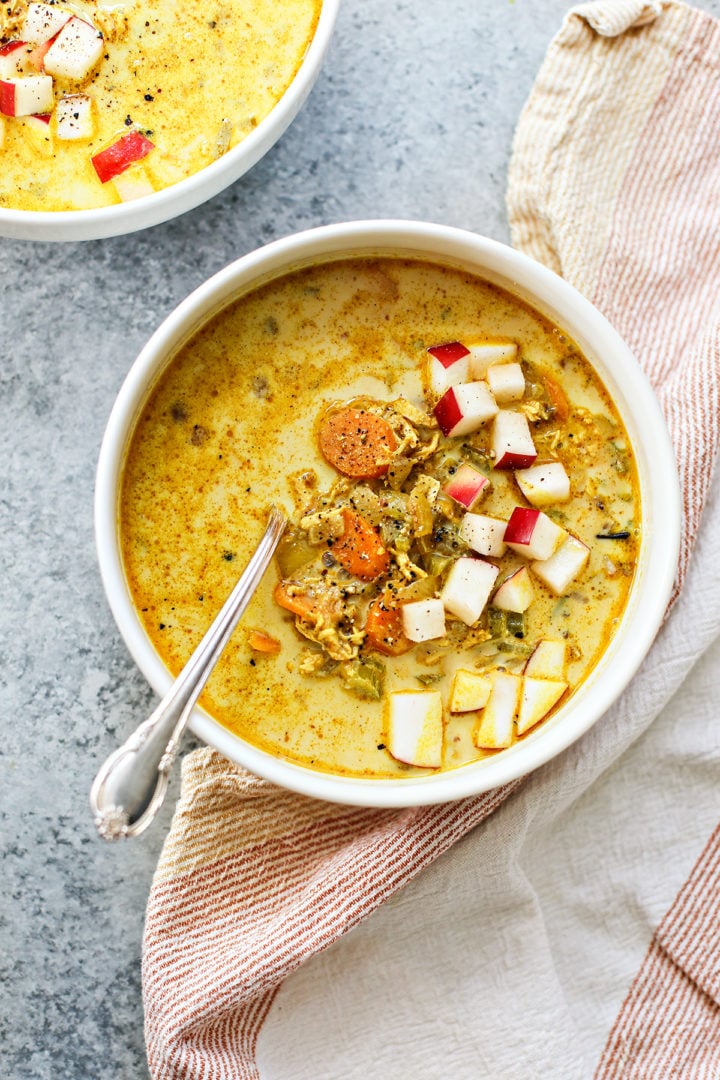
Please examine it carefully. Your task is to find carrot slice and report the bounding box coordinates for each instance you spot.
[247,629,281,654]
[332,509,390,580]
[273,582,321,621]
[318,407,397,479]
[365,592,412,656]
[542,373,570,422]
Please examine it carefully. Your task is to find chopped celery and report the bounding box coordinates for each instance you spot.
[546,508,568,524]
[416,672,444,686]
[488,607,526,641]
[459,442,492,472]
[497,640,532,657]
[429,521,464,557]
[488,607,506,638]
[424,552,454,578]
[506,611,526,638]
[275,534,317,577]
[342,656,385,700]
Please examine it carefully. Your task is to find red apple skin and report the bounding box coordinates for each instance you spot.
[504,507,540,545]
[91,131,155,183]
[27,36,57,71]
[449,478,486,509]
[0,41,25,57]
[494,449,538,470]
[428,341,470,368]
[433,387,463,436]
[444,465,488,509]
[0,80,16,116]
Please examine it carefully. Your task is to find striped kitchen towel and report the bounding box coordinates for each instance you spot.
[143,3,720,1077]
[596,823,720,1079]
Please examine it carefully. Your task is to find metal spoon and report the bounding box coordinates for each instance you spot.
[90,507,287,841]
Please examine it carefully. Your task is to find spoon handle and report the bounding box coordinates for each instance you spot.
[90,507,286,841]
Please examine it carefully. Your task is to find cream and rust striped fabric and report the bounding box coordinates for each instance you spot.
[596,824,720,1078]
[144,753,521,1076]
[143,3,720,1076]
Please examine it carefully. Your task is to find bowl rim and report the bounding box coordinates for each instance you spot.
[0,0,340,242]
[95,219,681,806]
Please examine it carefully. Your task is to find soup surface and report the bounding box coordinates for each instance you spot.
[120,257,640,778]
[0,0,321,211]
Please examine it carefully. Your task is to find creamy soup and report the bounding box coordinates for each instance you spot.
[120,258,640,778]
[0,0,320,211]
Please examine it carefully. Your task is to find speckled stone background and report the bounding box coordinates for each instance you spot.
[3,2,719,1077]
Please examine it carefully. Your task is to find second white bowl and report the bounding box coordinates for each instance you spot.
[0,0,340,242]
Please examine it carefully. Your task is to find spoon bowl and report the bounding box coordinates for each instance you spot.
[90,507,286,840]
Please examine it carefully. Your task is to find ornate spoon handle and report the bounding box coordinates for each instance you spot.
[90,507,286,840]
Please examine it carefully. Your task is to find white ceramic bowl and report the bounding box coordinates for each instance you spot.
[95,220,681,806]
[0,1,339,242]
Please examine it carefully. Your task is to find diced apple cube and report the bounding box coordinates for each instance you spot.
[387,690,443,768]
[460,512,507,558]
[467,341,518,378]
[22,111,53,156]
[449,669,492,713]
[492,410,537,470]
[0,41,32,78]
[441,556,499,626]
[443,463,489,510]
[517,677,567,735]
[55,93,94,140]
[473,672,521,749]
[532,534,590,595]
[426,341,471,394]
[23,3,72,45]
[26,37,56,72]
[504,507,566,561]
[524,639,567,680]
[91,130,155,183]
[515,462,570,507]
[401,598,446,643]
[0,74,53,116]
[112,165,155,201]
[43,17,103,82]
[487,362,525,403]
[434,381,498,438]
[492,566,535,613]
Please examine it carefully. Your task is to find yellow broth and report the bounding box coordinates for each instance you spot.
[119,258,640,777]
[0,0,321,211]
